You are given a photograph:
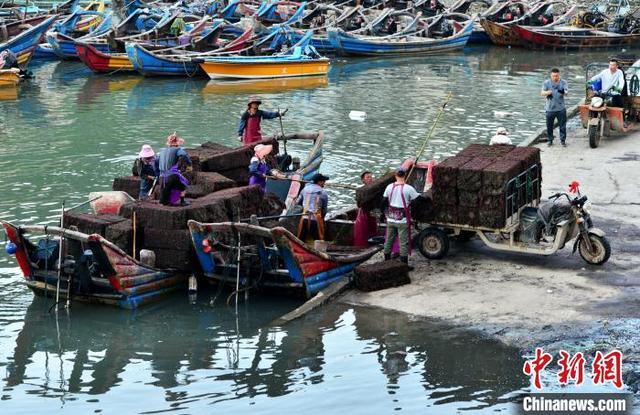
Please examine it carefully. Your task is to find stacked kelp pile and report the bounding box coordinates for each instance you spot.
[354,260,410,292]
[66,138,284,271]
[430,144,541,228]
[354,144,541,230]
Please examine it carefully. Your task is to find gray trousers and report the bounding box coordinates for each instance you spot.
[383,222,409,257]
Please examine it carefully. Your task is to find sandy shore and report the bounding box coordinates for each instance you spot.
[343,122,640,394]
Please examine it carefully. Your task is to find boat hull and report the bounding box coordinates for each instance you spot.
[76,43,134,73]
[513,25,640,50]
[198,59,330,79]
[126,43,202,77]
[0,69,21,87]
[480,18,521,46]
[327,23,473,56]
[1,221,188,309]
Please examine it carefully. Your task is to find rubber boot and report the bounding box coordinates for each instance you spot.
[384,253,391,261]
[391,253,399,259]
[400,256,414,271]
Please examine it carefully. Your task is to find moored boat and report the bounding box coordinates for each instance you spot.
[0,68,21,86]
[187,219,381,298]
[76,42,134,73]
[512,24,640,50]
[196,32,330,79]
[2,221,187,309]
[480,1,576,47]
[0,14,58,68]
[328,13,473,56]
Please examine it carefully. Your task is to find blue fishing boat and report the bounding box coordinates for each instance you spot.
[328,13,474,56]
[0,15,58,67]
[2,221,187,309]
[46,10,113,58]
[125,21,256,77]
[188,219,381,298]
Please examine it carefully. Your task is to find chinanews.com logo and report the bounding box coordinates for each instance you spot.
[519,348,632,415]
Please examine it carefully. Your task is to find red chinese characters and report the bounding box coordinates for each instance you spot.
[523,348,553,389]
[592,350,623,389]
[557,350,585,386]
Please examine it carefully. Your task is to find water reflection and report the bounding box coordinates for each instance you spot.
[1,295,527,413]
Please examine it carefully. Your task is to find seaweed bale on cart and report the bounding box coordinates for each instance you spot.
[427,144,541,229]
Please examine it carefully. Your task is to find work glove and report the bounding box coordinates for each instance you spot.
[279,108,289,117]
[237,136,243,142]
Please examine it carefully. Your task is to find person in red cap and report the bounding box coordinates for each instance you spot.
[237,96,286,145]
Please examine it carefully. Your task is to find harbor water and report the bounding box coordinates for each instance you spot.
[0,46,619,413]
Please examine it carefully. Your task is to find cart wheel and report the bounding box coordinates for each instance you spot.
[588,123,600,148]
[578,234,611,265]
[417,227,449,260]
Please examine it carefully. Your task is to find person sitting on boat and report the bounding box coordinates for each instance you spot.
[248,144,273,192]
[353,171,380,247]
[169,13,187,37]
[296,173,329,242]
[381,167,420,269]
[537,8,554,25]
[588,58,626,108]
[155,132,192,206]
[237,96,286,146]
[136,144,157,200]
[489,127,513,145]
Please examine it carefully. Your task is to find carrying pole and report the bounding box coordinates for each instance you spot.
[269,175,359,191]
[407,91,452,180]
[55,201,65,309]
[278,107,287,155]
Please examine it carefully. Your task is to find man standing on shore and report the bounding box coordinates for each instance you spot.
[541,68,568,147]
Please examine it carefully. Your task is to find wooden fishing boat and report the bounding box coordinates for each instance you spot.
[447,0,493,43]
[328,13,474,56]
[76,42,135,73]
[480,1,576,47]
[196,31,330,79]
[197,51,330,79]
[45,10,114,58]
[0,68,20,86]
[1,221,187,309]
[0,15,58,69]
[125,22,256,77]
[187,219,382,298]
[512,24,640,50]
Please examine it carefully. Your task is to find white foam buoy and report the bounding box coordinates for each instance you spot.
[349,110,367,121]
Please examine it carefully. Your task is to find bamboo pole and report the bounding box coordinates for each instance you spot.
[407,91,452,180]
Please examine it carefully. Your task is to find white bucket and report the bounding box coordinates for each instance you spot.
[139,249,156,267]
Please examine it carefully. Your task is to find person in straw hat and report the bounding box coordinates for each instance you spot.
[489,127,512,146]
[155,132,192,206]
[136,144,157,200]
[248,143,274,192]
[237,96,287,146]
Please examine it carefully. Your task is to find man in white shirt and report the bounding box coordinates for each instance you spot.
[489,127,513,145]
[382,168,420,267]
[589,59,625,108]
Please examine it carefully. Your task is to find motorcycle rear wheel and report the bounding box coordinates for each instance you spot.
[578,234,611,265]
[588,123,600,148]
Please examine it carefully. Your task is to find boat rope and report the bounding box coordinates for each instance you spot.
[407,90,452,180]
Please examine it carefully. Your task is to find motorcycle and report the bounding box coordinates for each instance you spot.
[518,188,610,265]
[585,92,612,149]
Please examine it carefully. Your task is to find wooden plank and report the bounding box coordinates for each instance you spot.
[269,278,351,326]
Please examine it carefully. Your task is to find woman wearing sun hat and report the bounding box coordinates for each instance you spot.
[248,143,274,192]
[137,144,157,199]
